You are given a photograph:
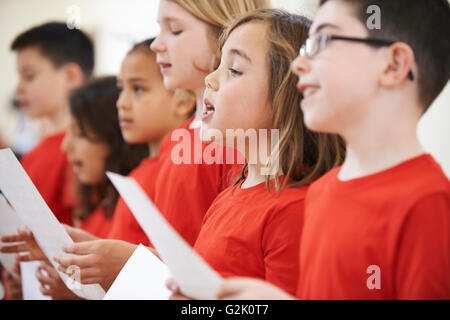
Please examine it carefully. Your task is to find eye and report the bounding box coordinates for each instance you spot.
[171,30,182,36]
[24,73,36,81]
[133,86,144,93]
[228,68,242,77]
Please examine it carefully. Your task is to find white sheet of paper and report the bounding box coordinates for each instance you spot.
[0,148,105,300]
[20,261,52,300]
[0,194,23,276]
[107,172,223,300]
[104,244,172,300]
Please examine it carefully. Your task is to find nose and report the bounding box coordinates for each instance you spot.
[291,54,311,77]
[15,80,25,96]
[150,34,165,53]
[205,70,219,91]
[116,89,130,111]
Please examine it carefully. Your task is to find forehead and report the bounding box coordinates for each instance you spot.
[311,1,367,36]
[120,51,160,79]
[223,21,269,60]
[157,0,195,23]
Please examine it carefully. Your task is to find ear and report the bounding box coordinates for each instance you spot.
[171,89,196,118]
[380,43,415,88]
[63,62,85,89]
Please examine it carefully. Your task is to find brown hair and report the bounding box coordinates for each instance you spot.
[220,9,345,191]
[69,76,148,220]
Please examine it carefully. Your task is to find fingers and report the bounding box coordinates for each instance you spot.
[18,224,32,237]
[54,254,95,269]
[39,285,53,297]
[40,262,59,278]
[36,265,56,288]
[166,278,180,294]
[169,293,191,300]
[0,233,26,243]
[0,243,29,254]
[62,241,99,255]
[166,278,193,300]
[17,253,35,262]
[217,278,250,300]
[56,265,102,285]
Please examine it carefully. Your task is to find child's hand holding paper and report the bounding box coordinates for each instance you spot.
[0,225,48,263]
[54,239,137,291]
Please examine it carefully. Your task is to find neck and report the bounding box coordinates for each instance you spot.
[241,138,278,189]
[242,163,267,189]
[190,86,205,129]
[40,107,69,137]
[148,139,162,159]
[339,100,425,181]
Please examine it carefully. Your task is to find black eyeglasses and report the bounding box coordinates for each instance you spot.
[300,32,414,81]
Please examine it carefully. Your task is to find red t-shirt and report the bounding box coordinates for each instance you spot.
[194,178,307,296]
[20,132,74,226]
[298,154,450,300]
[153,117,244,246]
[78,206,114,239]
[106,157,160,246]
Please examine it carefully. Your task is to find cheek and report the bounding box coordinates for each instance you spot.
[29,74,65,111]
[86,150,108,183]
[216,83,270,131]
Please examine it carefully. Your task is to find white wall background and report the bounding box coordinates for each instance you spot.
[0,0,448,175]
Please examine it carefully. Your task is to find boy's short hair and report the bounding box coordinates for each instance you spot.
[319,0,450,111]
[11,22,94,80]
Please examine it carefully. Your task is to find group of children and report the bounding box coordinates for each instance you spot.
[0,0,449,300]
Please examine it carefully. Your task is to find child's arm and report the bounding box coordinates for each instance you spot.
[219,278,296,300]
[395,192,450,299]
[166,277,296,300]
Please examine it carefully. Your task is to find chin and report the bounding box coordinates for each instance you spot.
[303,114,325,133]
[163,76,181,91]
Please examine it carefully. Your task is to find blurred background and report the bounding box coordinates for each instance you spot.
[0,0,449,175]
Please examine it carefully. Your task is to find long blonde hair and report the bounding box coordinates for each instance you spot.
[170,0,271,34]
[169,0,271,73]
[220,9,346,191]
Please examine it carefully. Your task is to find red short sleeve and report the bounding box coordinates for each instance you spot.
[395,192,450,299]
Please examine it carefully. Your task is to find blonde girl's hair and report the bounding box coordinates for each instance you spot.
[169,0,271,72]
[219,9,346,191]
[170,0,272,35]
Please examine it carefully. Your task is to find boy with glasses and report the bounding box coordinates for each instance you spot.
[199,0,450,300]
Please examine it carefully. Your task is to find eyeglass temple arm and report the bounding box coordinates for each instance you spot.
[328,36,414,81]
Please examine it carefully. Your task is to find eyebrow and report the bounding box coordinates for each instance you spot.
[126,77,149,82]
[159,17,181,24]
[229,48,252,63]
[310,23,340,36]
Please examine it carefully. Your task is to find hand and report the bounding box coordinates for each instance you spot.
[35,261,83,300]
[0,225,48,262]
[54,239,137,291]
[62,224,99,242]
[166,278,193,300]
[218,278,296,300]
[5,271,23,300]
